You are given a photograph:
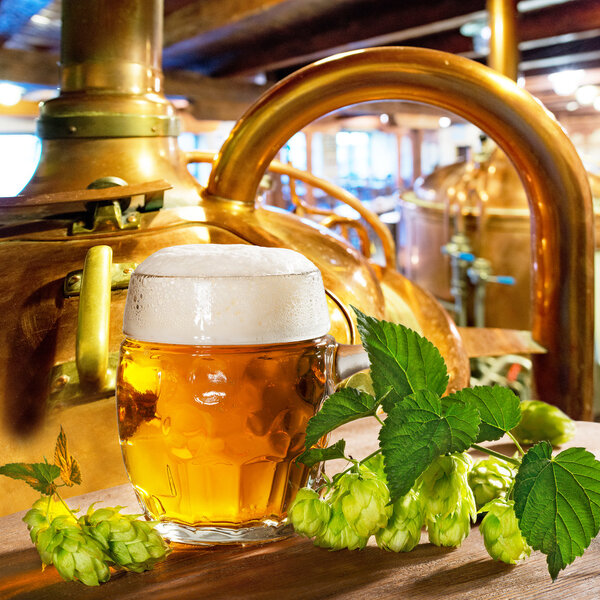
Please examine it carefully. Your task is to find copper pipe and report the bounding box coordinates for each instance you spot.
[487,0,519,81]
[201,47,594,418]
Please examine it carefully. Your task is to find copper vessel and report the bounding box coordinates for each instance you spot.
[398,0,598,332]
[0,1,468,514]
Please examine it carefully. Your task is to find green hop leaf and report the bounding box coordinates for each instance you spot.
[297,440,347,469]
[452,386,521,443]
[513,442,600,580]
[81,506,170,573]
[332,470,391,538]
[0,462,61,495]
[511,400,575,446]
[418,453,473,520]
[379,390,480,501]
[375,488,425,552]
[480,498,531,565]
[303,388,378,450]
[288,488,331,538]
[353,307,448,412]
[426,494,475,548]
[469,456,515,510]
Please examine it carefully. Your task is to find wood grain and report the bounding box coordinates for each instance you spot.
[1,421,599,599]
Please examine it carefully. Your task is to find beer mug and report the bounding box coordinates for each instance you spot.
[116,244,368,544]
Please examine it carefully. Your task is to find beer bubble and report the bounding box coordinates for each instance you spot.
[123,244,330,345]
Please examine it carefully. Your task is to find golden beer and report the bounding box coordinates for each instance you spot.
[117,337,333,537]
[117,244,335,544]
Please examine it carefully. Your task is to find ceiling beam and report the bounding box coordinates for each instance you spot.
[0,47,58,85]
[162,0,487,74]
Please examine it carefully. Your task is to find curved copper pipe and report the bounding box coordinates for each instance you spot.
[185,150,396,268]
[200,47,593,418]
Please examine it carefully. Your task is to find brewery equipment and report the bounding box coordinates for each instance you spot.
[0,0,592,516]
[0,0,467,514]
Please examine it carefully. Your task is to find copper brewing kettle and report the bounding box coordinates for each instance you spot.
[0,0,467,514]
[0,1,593,515]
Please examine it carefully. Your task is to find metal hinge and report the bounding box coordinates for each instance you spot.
[64,261,137,297]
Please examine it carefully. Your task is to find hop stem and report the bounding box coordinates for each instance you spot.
[471,444,520,466]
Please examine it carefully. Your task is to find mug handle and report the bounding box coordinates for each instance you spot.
[335,344,369,383]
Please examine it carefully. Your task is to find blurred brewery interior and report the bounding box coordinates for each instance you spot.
[0,0,598,512]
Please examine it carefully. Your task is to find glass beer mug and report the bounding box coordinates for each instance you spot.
[116,244,368,544]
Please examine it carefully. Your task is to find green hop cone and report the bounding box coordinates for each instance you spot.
[468,456,515,510]
[23,496,77,545]
[511,399,575,446]
[288,488,331,538]
[418,453,473,520]
[375,488,425,552]
[426,494,476,548]
[34,515,110,586]
[81,506,170,573]
[313,502,368,551]
[479,498,532,564]
[332,468,391,538]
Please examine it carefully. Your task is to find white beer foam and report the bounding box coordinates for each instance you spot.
[123,244,331,345]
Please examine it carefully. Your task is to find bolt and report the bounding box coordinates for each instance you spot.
[53,374,70,391]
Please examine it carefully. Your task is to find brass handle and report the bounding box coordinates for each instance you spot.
[76,245,113,391]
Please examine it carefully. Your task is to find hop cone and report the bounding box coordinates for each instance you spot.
[375,489,424,552]
[23,496,77,544]
[511,399,575,446]
[426,495,476,548]
[480,498,531,564]
[32,515,110,586]
[468,456,515,510]
[418,453,473,520]
[81,506,170,573]
[288,488,331,538]
[332,468,391,538]
[313,502,368,551]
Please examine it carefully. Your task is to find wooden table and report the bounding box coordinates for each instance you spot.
[1,421,599,600]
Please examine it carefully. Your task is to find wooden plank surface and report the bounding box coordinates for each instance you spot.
[1,421,600,600]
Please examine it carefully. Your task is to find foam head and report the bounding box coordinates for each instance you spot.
[123,244,331,345]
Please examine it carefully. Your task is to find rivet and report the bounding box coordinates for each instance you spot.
[53,374,70,390]
[151,125,157,132]
[126,215,137,223]
[68,125,77,134]
[70,274,81,283]
[123,267,134,274]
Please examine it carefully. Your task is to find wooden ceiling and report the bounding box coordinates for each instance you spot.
[0,0,599,120]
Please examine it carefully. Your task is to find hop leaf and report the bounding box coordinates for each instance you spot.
[469,456,515,510]
[354,308,448,411]
[0,462,60,495]
[451,386,522,443]
[480,498,531,564]
[513,442,600,580]
[297,440,347,469]
[82,506,171,573]
[303,388,378,449]
[375,489,425,552]
[379,390,480,501]
[511,400,575,446]
[288,488,331,538]
[54,427,82,487]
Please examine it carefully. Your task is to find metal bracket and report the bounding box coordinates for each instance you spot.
[64,261,137,297]
[48,352,119,410]
[71,201,142,234]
